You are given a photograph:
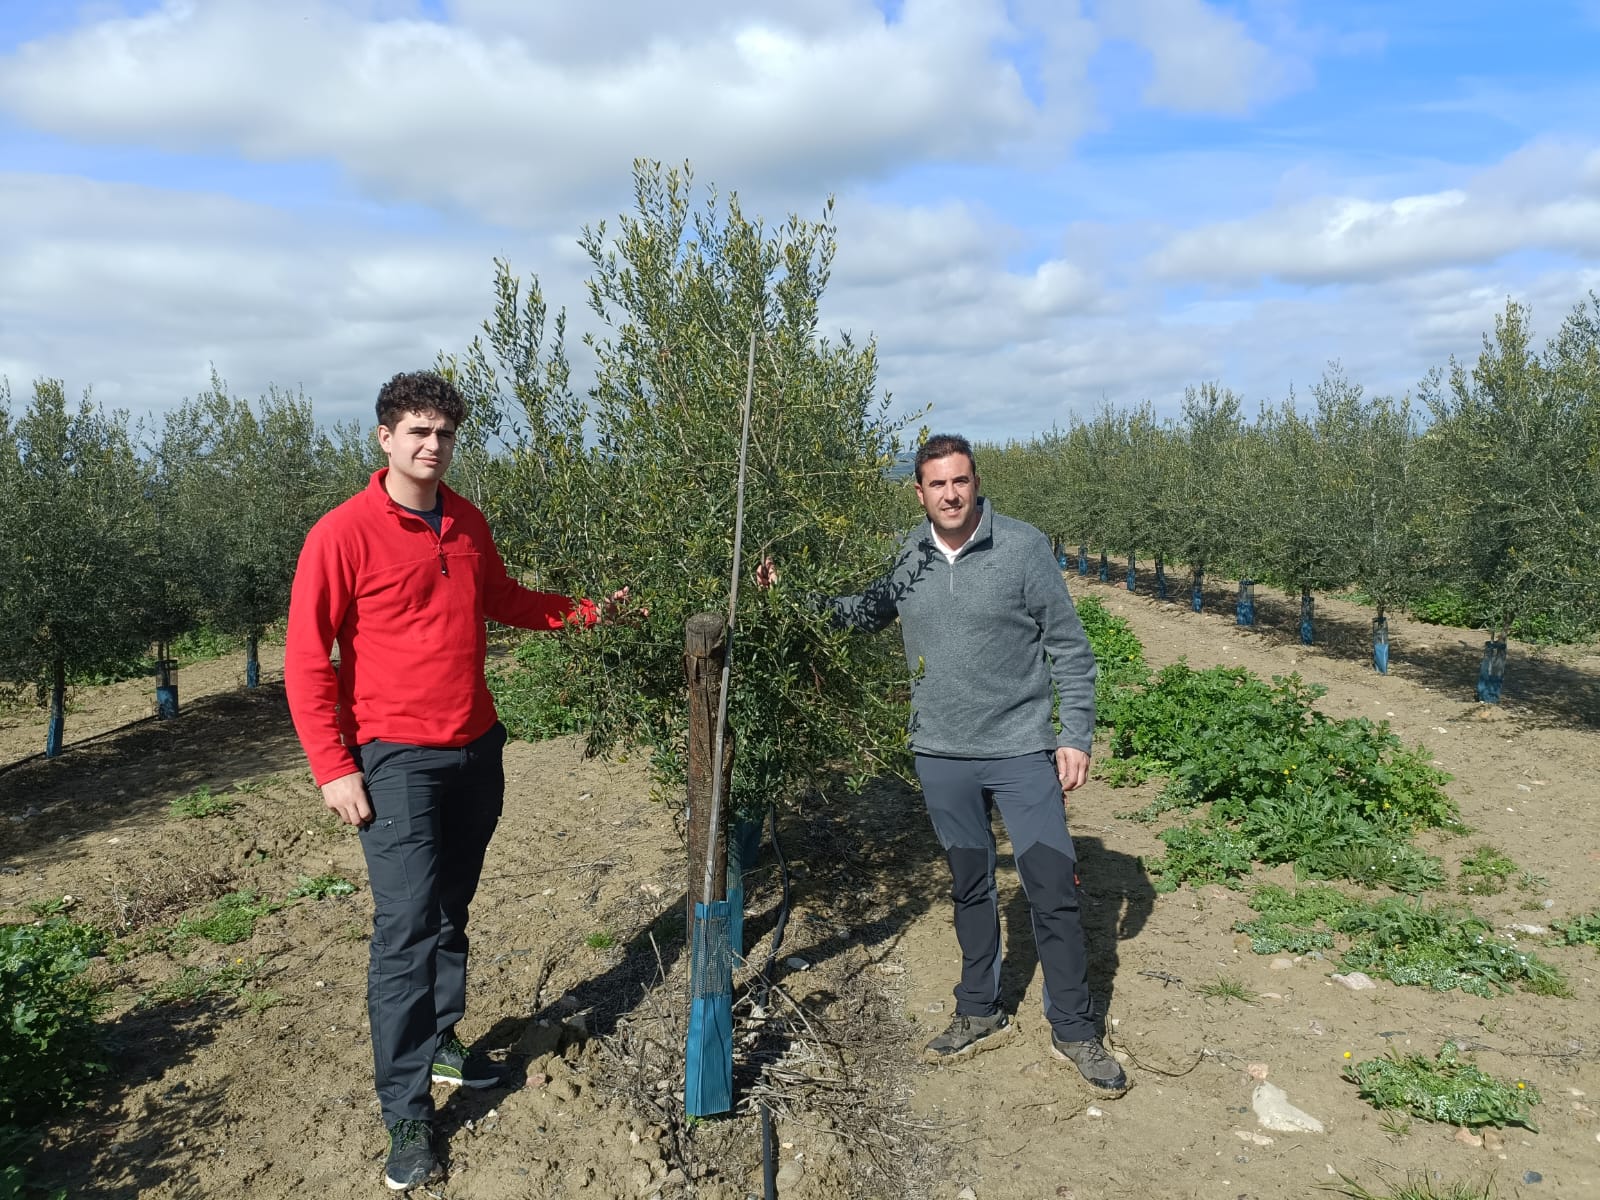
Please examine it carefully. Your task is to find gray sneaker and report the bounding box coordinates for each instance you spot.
[431,1030,508,1089]
[1050,1032,1128,1094]
[922,1012,1012,1062]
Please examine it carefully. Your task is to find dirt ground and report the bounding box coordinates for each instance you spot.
[3,583,1599,1200]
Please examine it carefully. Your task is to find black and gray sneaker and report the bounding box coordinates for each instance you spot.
[1050,1032,1128,1094]
[383,1119,439,1192]
[922,1012,1012,1062]
[431,1029,508,1089]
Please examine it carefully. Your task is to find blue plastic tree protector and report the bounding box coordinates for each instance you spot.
[1476,639,1507,703]
[725,814,763,967]
[685,898,735,1116]
[156,685,179,720]
[246,636,260,688]
[1155,557,1168,600]
[1191,570,1204,613]
[1097,552,1109,582]
[1078,546,1088,576]
[1299,590,1315,645]
[1236,579,1256,627]
[46,698,64,759]
[1056,551,1068,570]
[1372,616,1389,674]
[1126,553,1136,592]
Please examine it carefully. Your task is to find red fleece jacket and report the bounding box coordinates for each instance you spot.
[285,470,595,785]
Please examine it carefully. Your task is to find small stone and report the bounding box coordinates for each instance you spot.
[1567,1088,1586,1097]
[1522,1170,1542,1184]
[1246,1063,1269,1081]
[1252,1083,1324,1133]
[1454,1128,1482,1148]
[1481,1129,1503,1152]
[775,1160,804,1189]
[1540,899,1554,910]
[1259,992,1282,1000]
[876,962,905,975]
[1332,972,1377,991]
[1506,923,1546,935]
[1269,957,1294,970]
[956,1188,978,1200]
[1307,1020,1326,1036]
[1019,1061,1049,1078]
[785,957,811,971]
[1085,1106,1105,1118]
[1056,1189,1076,1199]
[1234,1129,1273,1146]
[106,837,121,844]
[925,1001,945,1013]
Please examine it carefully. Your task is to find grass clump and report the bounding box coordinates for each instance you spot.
[172,890,279,947]
[1552,911,1600,949]
[1194,975,1255,1003]
[142,956,265,1008]
[1100,661,1458,893]
[1323,1169,1496,1200]
[287,874,356,901]
[1456,845,1518,895]
[583,931,618,951]
[1238,885,1570,998]
[1343,1041,1539,1130]
[168,786,239,819]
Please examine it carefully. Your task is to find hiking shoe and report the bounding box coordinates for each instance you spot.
[922,1012,1012,1062]
[1050,1032,1128,1094]
[432,1029,508,1089]
[383,1119,439,1192]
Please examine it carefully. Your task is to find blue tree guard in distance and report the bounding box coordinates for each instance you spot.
[1126,553,1137,592]
[1476,639,1507,703]
[156,658,179,720]
[1299,590,1315,645]
[1236,579,1256,627]
[1097,552,1109,583]
[1155,557,1168,600]
[1077,545,1088,576]
[246,636,261,689]
[1191,569,1204,613]
[1056,550,1069,570]
[46,706,64,759]
[1372,615,1390,674]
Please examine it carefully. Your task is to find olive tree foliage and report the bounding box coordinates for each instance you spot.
[1421,297,1600,641]
[450,161,919,813]
[1167,383,1244,591]
[0,380,155,749]
[158,375,346,683]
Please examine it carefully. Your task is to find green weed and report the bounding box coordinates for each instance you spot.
[1322,1169,1496,1200]
[1343,1042,1539,1130]
[0,920,109,1125]
[1552,911,1600,950]
[1238,885,1569,998]
[1456,845,1517,895]
[584,931,618,951]
[287,874,357,901]
[141,956,265,1007]
[1195,975,1255,1003]
[487,635,592,742]
[172,891,279,947]
[168,786,239,819]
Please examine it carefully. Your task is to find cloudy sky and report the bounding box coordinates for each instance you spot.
[2,1,1598,440]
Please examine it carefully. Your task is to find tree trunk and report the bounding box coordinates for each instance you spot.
[684,614,733,927]
[246,631,261,689]
[46,657,65,759]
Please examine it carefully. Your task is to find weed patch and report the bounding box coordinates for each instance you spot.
[287,874,356,901]
[1343,1042,1539,1130]
[487,634,593,742]
[172,891,280,947]
[169,786,239,820]
[1456,845,1519,895]
[1552,911,1600,950]
[1239,885,1569,998]
[0,920,109,1125]
[141,956,266,1008]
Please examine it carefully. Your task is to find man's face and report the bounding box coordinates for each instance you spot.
[377,408,456,487]
[914,452,980,543]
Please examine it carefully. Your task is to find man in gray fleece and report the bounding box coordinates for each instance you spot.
[765,433,1125,1093]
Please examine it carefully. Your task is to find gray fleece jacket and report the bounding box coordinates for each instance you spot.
[829,500,1097,758]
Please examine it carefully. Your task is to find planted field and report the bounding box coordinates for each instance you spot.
[3,581,1599,1199]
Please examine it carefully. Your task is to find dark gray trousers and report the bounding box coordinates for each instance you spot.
[356,722,506,1126]
[915,751,1097,1041]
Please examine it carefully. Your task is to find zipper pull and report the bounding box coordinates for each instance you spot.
[438,544,448,576]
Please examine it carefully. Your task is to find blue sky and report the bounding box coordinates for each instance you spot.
[2,1,1597,439]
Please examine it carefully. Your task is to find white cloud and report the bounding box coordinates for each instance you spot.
[1097,0,1297,115]
[1152,140,1600,285]
[0,0,1095,224]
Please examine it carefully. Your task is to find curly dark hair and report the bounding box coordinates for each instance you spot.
[914,433,976,482]
[375,370,468,429]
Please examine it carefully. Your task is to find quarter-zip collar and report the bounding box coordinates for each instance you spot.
[368,468,456,574]
[921,497,992,559]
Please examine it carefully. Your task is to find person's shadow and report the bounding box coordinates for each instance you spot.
[999,834,1155,1032]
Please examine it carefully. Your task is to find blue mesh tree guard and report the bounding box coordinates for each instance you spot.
[1097,552,1109,582]
[156,656,179,720]
[1236,579,1256,627]
[1125,553,1136,592]
[1299,590,1315,645]
[1372,615,1389,674]
[246,636,261,689]
[1476,639,1508,703]
[1191,569,1204,613]
[725,814,763,967]
[1077,545,1088,576]
[685,898,734,1116]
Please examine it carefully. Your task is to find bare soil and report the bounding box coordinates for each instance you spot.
[3,586,1598,1200]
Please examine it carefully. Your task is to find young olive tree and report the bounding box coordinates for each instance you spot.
[451,161,917,816]
[1168,383,1243,611]
[0,381,155,755]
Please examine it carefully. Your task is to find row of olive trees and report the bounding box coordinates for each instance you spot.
[980,296,1600,696]
[0,374,377,756]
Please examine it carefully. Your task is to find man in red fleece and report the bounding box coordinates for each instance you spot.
[285,370,600,1192]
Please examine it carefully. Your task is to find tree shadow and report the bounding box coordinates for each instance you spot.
[0,683,308,867]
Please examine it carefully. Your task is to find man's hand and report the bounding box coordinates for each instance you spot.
[322,771,373,828]
[1055,747,1090,796]
[598,586,648,626]
[755,557,778,589]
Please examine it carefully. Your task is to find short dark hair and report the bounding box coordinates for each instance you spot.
[375,371,468,430]
[914,433,976,483]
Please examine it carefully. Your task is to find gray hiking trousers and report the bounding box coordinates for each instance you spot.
[915,751,1098,1041]
[356,722,506,1126]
